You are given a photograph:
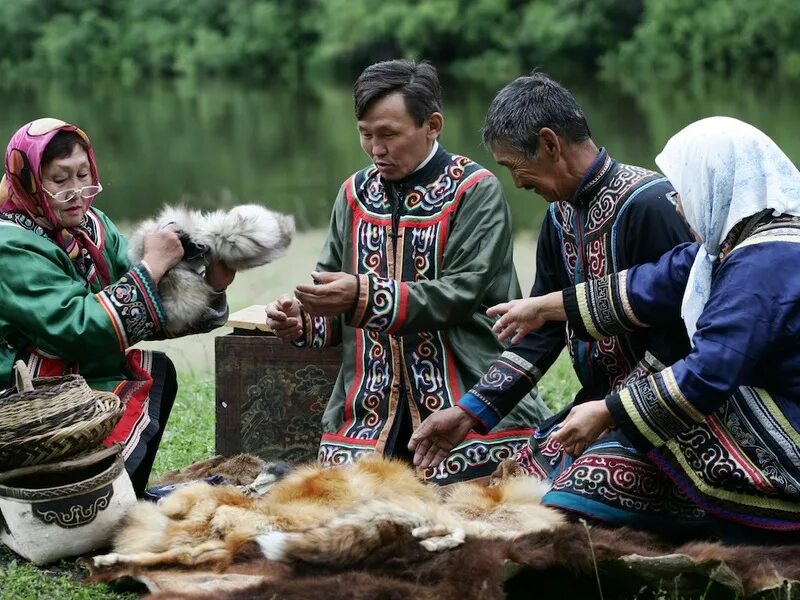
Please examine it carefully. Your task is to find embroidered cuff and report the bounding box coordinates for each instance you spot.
[457,392,501,434]
[293,311,334,348]
[465,351,542,431]
[564,270,646,341]
[348,274,407,333]
[95,263,165,350]
[607,366,705,452]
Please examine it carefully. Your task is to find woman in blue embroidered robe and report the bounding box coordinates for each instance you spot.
[491,117,800,535]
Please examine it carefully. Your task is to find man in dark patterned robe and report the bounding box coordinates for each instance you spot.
[266,60,551,485]
[411,73,699,527]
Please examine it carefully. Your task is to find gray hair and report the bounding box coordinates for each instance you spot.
[481,72,592,157]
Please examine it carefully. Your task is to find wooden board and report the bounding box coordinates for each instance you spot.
[225,304,273,334]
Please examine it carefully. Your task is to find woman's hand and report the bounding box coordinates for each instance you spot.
[205,259,236,292]
[142,228,184,283]
[487,291,567,344]
[551,400,614,457]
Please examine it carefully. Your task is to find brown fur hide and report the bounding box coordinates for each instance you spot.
[87,456,800,598]
[154,454,267,487]
[86,525,800,599]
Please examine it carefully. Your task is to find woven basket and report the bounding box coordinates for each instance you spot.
[0,362,124,470]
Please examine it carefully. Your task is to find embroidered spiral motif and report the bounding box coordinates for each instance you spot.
[477,365,515,392]
[361,177,389,210]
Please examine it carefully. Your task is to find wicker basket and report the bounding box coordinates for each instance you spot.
[0,361,125,470]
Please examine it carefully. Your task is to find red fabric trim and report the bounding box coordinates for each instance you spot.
[103,349,154,448]
[387,282,409,334]
[464,428,533,441]
[706,415,772,492]
[443,336,462,402]
[321,432,377,446]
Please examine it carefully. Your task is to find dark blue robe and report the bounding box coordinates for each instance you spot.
[563,218,800,532]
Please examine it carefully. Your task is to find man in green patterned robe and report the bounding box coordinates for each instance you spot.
[266,60,550,484]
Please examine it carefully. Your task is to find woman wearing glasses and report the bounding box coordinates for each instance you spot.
[0,118,235,496]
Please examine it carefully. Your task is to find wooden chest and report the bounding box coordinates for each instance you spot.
[215,306,342,464]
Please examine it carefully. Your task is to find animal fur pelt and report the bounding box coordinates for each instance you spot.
[92,455,563,574]
[154,454,270,487]
[127,204,294,335]
[86,524,800,599]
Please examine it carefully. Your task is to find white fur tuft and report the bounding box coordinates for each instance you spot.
[198,204,295,270]
[256,531,291,562]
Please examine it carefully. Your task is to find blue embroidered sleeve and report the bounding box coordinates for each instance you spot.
[564,242,699,341]
[606,242,787,451]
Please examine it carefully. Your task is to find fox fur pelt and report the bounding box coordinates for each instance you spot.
[92,455,564,572]
[127,204,294,335]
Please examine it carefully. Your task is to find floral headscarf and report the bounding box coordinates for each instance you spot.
[0,118,110,285]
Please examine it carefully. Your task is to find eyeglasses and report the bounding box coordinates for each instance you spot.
[43,183,103,204]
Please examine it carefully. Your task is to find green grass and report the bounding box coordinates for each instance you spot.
[151,373,216,479]
[538,351,580,413]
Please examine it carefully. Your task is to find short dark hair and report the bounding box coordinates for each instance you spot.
[353,59,442,126]
[482,72,592,157]
[42,130,89,166]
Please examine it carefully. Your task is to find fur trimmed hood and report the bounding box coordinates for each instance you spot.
[127,204,294,335]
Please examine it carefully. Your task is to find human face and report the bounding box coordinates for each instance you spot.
[40,144,92,228]
[357,92,442,181]
[673,194,703,243]
[491,142,564,203]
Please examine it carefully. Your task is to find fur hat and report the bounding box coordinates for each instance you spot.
[127,204,294,336]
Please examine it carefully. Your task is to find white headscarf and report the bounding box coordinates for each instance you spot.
[654,116,800,341]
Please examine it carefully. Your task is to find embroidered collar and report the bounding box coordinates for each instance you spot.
[568,147,613,206]
[382,144,451,193]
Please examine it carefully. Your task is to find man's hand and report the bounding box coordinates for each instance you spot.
[487,291,566,344]
[205,259,236,292]
[265,295,303,342]
[551,400,614,457]
[408,406,478,469]
[294,271,358,316]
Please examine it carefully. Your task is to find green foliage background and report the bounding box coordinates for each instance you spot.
[1,0,795,86]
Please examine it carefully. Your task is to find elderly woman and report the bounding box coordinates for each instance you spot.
[0,118,234,496]
[477,116,800,537]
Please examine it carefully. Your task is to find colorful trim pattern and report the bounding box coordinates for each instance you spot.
[564,270,646,341]
[95,263,165,350]
[516,427,707,530]
[296,312,339,348]
[649,386,800,530]
[459,351,542,432]
[608,366,705,451]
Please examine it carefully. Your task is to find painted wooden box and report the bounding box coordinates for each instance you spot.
[215,305,342,464]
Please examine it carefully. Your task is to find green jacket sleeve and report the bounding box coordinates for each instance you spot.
[348,175,513,334]
[0,228,165,362]
[98,210,227,339]
[296,183,346,348]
